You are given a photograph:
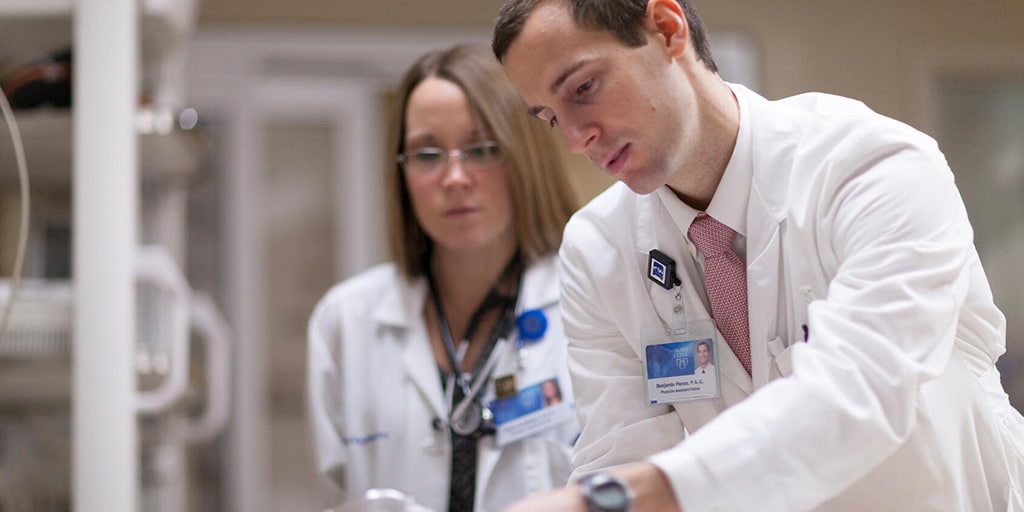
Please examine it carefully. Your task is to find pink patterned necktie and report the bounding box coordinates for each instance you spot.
[688,213,752,375]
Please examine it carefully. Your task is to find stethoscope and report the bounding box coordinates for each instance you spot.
[430,304,555,436]
[426,258,520,438]
[438,336,511,436]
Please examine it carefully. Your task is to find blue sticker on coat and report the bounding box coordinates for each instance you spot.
[516,309,547,343]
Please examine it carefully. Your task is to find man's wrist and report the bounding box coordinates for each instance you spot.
[580,472,634,512]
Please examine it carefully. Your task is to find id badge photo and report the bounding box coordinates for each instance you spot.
[641,319,721,405]
[488,375,575,446]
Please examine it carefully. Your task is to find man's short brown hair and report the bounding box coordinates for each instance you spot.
[492,0,717,73]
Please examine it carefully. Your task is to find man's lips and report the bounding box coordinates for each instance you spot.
[602,144,630,175]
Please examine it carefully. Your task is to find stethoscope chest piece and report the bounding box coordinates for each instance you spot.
[449,402,496,437]
[450,402,483,436]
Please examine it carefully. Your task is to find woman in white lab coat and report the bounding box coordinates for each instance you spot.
[307,44,580,512]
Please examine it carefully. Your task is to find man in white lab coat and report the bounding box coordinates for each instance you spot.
[492,0,1024,511]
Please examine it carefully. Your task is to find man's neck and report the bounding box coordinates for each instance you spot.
[667,76,740,211]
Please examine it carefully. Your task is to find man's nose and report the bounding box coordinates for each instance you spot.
[561,118,598,155]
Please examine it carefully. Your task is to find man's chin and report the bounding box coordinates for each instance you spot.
[621,177,661,196]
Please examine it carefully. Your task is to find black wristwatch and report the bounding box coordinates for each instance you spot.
[580,472,634,512]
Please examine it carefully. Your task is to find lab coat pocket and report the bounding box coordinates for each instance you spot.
[767,336,805,379]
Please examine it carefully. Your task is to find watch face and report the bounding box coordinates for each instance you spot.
[583,474,632,512]
[592,482,629,509]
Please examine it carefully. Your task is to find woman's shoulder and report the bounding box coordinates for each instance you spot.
[525,253,559,278]
[521,254,560,307]
[312,262,411,317]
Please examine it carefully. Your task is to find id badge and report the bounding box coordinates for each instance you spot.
[488,376,575,446]
[642,319,721,405]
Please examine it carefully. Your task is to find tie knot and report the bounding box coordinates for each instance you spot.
[688,214,735,257]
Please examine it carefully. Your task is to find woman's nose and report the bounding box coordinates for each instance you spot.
[440,157,472,187]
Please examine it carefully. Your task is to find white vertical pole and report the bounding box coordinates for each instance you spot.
[72,0,139,511]
[332,86,384,280]
[226,107,271,512]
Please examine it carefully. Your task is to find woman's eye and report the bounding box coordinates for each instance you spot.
[413,150,442,162]
[548,117,557,129]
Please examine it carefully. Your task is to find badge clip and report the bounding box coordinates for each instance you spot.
[648,249,681,290]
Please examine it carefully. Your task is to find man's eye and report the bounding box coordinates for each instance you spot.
[575,79,594,97]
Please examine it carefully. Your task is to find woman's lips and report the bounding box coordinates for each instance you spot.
[445,206,478,216]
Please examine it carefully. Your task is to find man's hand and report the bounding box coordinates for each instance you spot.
[501,462,682,512]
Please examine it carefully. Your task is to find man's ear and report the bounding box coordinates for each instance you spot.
[645,0,689,58]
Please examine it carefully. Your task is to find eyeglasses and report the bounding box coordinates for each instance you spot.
[396,141,502,174]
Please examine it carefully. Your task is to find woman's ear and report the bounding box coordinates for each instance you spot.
[645,0,689,58]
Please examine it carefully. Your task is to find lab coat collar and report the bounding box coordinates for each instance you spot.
[735,82,794,224]
[707,82,754,237]
[370,255,560,330]
[371,272,428,330]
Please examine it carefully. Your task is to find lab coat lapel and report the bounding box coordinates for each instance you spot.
[373,276,447,421]
[741,84,795,388]
[746,201,782,388]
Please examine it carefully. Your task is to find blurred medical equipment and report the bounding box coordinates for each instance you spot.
[0,246,232,511]
[0,48,72,109]
[0,78,30,349]
[330,488,434,512]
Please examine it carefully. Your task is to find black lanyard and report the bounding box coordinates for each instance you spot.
[426,254,521,435]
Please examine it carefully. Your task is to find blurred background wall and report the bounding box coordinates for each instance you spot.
[194,0,1024,124]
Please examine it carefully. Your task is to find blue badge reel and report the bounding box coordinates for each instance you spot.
[514,309,547,370]
[516,309,547,344]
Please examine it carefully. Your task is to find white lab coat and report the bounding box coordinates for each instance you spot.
[308,255,577,512]
[560,84,1024,511]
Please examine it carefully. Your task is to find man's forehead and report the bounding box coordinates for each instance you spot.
[503,3,582,92]
[506,6,563,56]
